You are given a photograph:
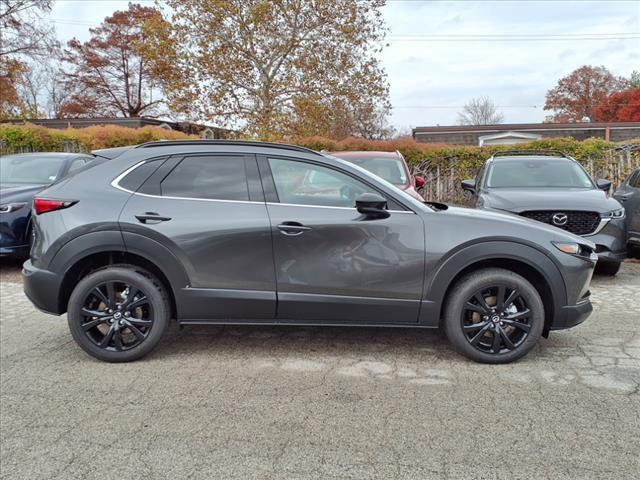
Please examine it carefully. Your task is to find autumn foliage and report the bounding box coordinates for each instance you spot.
[544,65,628,122]
[594,88,640,122]
[59,4,169,118]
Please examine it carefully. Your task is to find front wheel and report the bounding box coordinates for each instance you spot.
[67,267,170,362]
[443,268,545,364]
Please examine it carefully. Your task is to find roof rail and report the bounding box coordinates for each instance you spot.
[491,150,569,158]
[135,139,322,156]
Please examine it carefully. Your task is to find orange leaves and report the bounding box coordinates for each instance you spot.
[543,66,628,122]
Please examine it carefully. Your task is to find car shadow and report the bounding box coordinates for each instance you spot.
[149,323,459,362]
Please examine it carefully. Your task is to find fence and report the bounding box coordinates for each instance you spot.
[2,140,639,205]
[411,145,640,205]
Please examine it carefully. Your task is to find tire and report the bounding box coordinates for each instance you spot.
[67,266,170,362]
[595,261,621,276]
[443,268,545,364]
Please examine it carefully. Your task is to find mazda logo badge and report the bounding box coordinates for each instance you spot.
[552,213,568,226]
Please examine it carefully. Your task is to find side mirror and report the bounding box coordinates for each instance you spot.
[355,192,390,219]
[596,179,612,191]
[414,176,425,189]
[461,179,476,193]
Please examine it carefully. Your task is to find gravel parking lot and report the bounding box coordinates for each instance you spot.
[1,259,639,479]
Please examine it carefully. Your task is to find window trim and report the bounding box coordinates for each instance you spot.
[258,154,409,212]
[114,154,264,203]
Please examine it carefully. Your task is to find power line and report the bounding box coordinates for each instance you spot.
[393,104,640,109]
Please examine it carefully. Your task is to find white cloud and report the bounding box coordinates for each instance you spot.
[382,0,640,127]
[48,0,639,128]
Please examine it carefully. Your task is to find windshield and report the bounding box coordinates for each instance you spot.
[341,156,408,186]
[486,159,594,189]
[0,155,66,184]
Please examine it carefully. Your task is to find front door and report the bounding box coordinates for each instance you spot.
[260,156,425,324]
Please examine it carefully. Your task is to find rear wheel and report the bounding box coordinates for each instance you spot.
[444,268,544,364]
[67,267,170,362]
[595,261,621,276]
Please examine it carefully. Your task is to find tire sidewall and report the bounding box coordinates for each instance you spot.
[67,267,169,362]
[444,268,545,364]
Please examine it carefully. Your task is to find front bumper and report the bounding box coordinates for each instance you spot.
[550,296,593,330]
[585,217,627,264]
[0,244,30,257]
[22,259,64,315]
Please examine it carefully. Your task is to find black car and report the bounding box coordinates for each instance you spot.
[23,140,597,364]
[613,167,640,256]
[0,153,102,258]
[461,150,627,275]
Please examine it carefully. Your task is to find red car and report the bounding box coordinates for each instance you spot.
[330,150,425,201]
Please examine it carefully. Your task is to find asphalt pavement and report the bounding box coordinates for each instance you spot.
[1,259,639,479]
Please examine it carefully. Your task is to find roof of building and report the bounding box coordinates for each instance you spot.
[413,122,640,134]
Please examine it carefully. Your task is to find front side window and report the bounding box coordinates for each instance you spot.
[161,155,249,201]
[486,160,594,189]
[268,158,374,207]
[629,170,640,188]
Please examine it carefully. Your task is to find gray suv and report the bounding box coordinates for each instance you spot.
[23,141,597,364]
[462,151,627,275]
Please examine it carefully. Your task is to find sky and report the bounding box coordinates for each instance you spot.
[50,0,639,129]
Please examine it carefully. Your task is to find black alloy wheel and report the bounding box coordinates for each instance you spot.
[80,281,153,351]
[67,267,170,362]
[461,285,532,355]
[444,268,545,363]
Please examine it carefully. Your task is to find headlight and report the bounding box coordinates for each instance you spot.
[552,241,594,258]
[0,202,27,214]
[601,208,625,219]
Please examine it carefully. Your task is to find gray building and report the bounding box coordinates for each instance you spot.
[412,122,640,146]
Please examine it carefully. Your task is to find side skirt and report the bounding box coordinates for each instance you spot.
[177,318,439,329]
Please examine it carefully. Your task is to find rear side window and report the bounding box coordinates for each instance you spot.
[161,155,249,201]
[119,158,165,192]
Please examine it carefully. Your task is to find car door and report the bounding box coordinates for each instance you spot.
[615,169,640,239]
[119,153,276,320]
[259,155,425,324]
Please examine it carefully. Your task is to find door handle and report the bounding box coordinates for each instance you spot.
[135,212,172,224]
[277,221,311,236]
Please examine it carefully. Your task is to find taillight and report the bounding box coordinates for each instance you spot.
[33,198,77,215]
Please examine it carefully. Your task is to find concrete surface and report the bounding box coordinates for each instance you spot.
[1,259,639,479]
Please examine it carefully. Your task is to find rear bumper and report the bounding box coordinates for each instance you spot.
[550,297,593,330]
[22,259,64,315]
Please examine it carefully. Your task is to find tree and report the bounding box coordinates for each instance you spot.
[154,0,391,139]
[0,0,57,117]
[59,3,169,118]
[594,88,640,122]
[628,70,640,89]
[457,97,504,125]
[544,65,627,122]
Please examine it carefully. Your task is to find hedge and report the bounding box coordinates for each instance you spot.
[2,123,638,202]
[0,122,195,152]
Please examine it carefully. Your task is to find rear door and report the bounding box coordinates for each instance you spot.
[259,155,425,324]
[119,153,276,320]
